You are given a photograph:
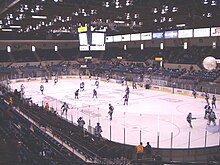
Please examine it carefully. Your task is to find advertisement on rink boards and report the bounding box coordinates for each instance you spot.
[211,27,220,36]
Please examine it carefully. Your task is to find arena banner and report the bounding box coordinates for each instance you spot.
[121,34,131,41]
[164,30,178,39]
[141,32,152,40]
[152,32,164,39]
[194,28,210,37]
[178,29,193,38]
[130,33,141,41]
[105,36,113,42]
[211,27,220,36]
[113,35,122,42]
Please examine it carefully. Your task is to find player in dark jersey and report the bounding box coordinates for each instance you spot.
[108,104,114,120]
[93,89,97,98]
[211,95,216,109]
[75,89,79,99]
[204,92,209,104]
[95,80,99,88]
[61,102,69,115]
[54,77,58,85]
[186,112,196,128]
[192,89,197,98]
[123,93,129,105]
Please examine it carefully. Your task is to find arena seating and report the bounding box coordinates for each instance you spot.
[58,48,78,60]
[37,49,61,61]
[181,69,220,82]
[0,93,88,164]
[12,50,37,62]
[0,50,11,62]
[3,89,131,162]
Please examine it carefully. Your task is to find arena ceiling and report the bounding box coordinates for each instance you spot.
[0,0,220,40]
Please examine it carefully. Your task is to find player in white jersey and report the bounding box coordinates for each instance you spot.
[80,82,85,91]
[20,84,25,96]
[40,85,44,94]
[207,110,217,126]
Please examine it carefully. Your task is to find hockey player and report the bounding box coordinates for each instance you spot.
[20,84,25,97]
[204,103,211,119]
[106,75,110,82]
[27,76,31,82]
[125,86,130,98]
[94,123,102,137]
[54,77,58,85]
[192,89,197,98]
[108,104,114,120]
[208,109,217,126]
[132,81,137,89]
[80,82,85,91]
[75,89,79,99]
[45,76,48,83]
[123,93,129,105]
[121,77,125,86]
[204,92,209,104]
[61,102,69,115]
[95,80,99,88]
[40,85,44,94]
[211,95,216,109]
[20,84,25,94]
[186,112,196,128]
[93,89,97,98]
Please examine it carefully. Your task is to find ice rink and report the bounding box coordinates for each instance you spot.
[10,78,220,148]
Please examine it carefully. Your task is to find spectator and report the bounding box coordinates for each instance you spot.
[145,142,152,158]
[94,122,102,137]
[77,117,85,128]
[44,103,49,111]
[136,142,144,159]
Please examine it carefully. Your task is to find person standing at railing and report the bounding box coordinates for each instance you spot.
[77,117,85,135]
[94,122,102,137]
[136,142,144,159]
[145,142,152,158]
[44,102,49,111]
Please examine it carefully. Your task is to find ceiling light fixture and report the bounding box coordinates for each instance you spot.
[9,25,21,28]
[211,0,217,6]
[203,0,208,4]
[2,29,13,32]
[32,15,47,19]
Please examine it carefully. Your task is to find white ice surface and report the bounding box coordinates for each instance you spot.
[10,78,220,148]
